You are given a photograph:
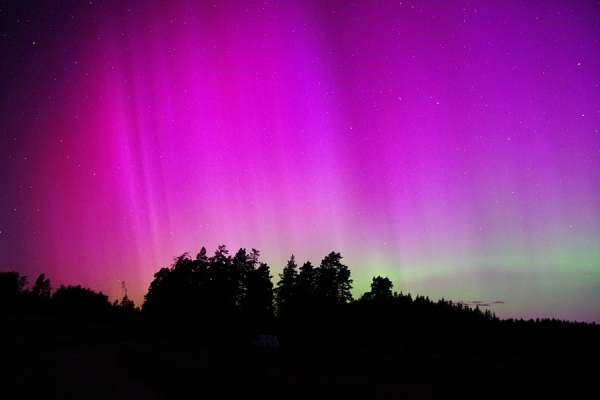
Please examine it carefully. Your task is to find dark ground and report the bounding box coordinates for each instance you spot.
[0,316,596,399]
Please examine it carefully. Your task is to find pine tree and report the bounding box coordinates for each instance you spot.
[31,274,52,298]
[317,252,353,304]
[275,255,298,317]
[296,261,316,306]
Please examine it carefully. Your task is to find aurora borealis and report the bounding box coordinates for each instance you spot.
[1,1,599,322]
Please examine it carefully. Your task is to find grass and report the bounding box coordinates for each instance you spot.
[1,316,596,399]
[120,335,596,399]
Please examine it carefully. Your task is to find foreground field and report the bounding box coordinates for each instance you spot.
[1,317,596,399]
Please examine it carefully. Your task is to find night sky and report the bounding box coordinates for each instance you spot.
[1,0,599,322]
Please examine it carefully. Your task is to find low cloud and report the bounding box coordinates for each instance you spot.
[449,300,504,308]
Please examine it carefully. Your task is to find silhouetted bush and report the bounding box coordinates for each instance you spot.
[0,271,28,314]
[51,284,111,321]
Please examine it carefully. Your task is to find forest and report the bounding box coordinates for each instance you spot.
[2,244,598,356]
[1,245,599,398]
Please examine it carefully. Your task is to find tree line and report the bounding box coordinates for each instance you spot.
[1,244,599,357]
